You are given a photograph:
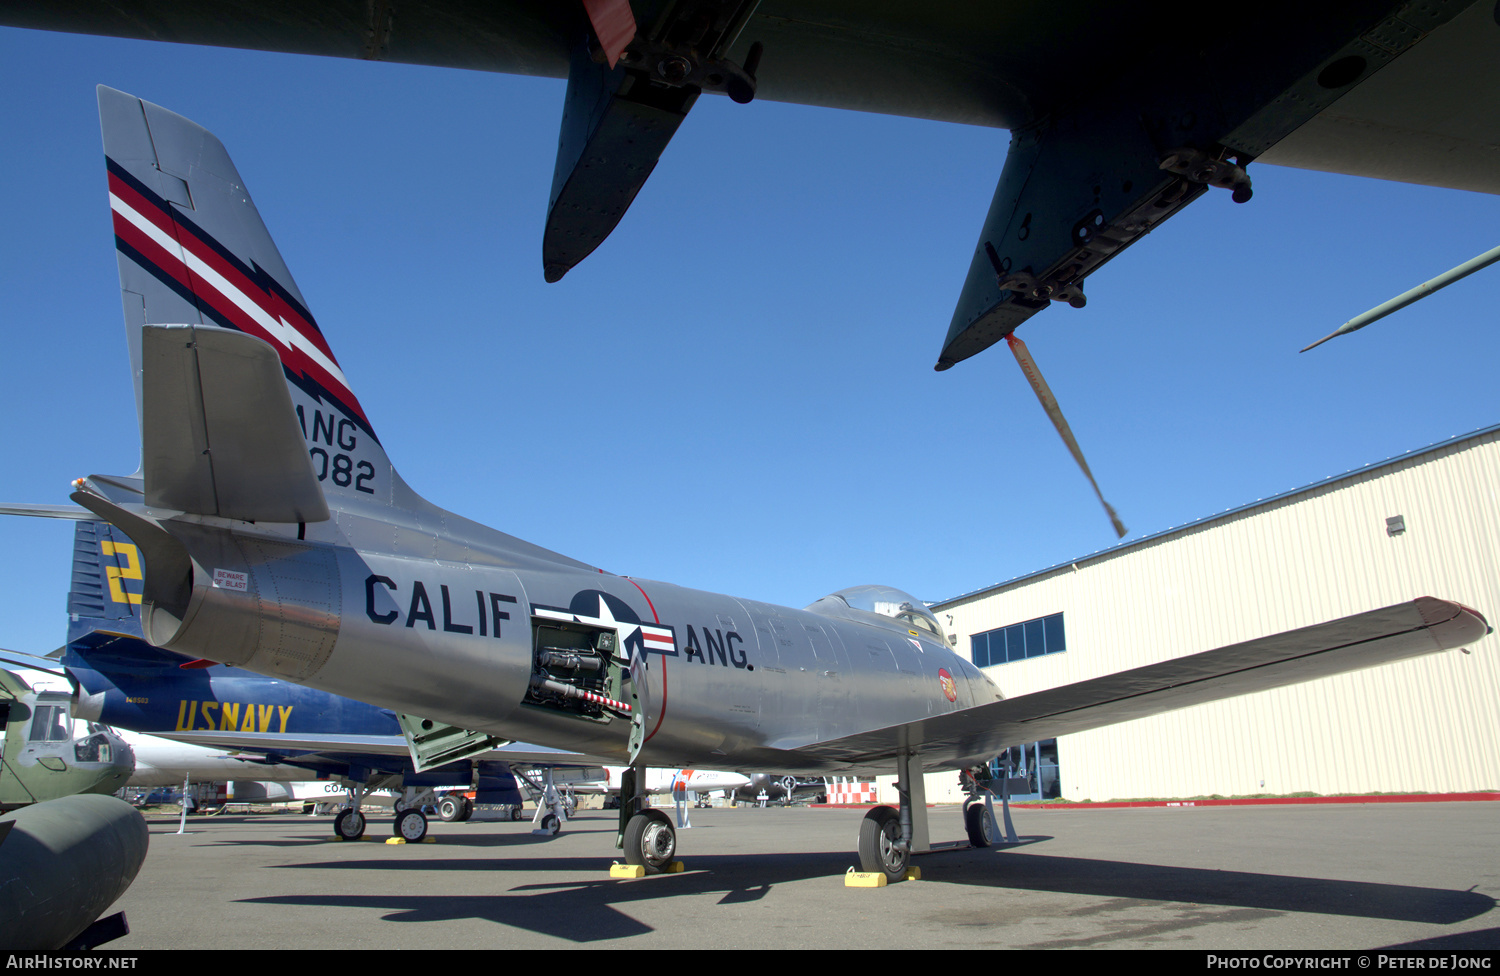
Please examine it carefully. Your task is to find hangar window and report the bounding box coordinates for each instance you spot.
[970,612,1065,667]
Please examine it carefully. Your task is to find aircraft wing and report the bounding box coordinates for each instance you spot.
[154,729,611,768]
[2,2,1486,138]
[774,597,1488,774]
[6,2,1497,367]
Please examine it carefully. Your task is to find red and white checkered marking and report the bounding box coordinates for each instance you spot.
[826,780,879,804]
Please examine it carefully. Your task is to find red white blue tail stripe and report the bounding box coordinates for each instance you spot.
[106,157,374,440]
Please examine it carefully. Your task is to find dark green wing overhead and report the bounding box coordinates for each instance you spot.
[765,597,1490,775]
[7,1,1497,364]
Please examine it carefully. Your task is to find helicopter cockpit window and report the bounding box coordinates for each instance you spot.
[75,732,113,764]
[28,704,72,743]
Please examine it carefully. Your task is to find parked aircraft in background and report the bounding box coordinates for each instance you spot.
[0,526,609,842]
[0,667,132,810]
[566,767,752,803]
[115,728,315,789]
[16,89,1484,882]
[728,773,826,806]
[2,2,1496,367]
[4,658,335,801]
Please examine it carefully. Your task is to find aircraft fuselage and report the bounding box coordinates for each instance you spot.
[127,498,998,774]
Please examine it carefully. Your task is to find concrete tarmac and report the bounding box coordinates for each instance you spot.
[105,801,1500,950]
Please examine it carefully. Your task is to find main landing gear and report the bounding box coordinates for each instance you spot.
[961,760,1018,849]
[856,805,908,883]
[855,751,1019,883]
[854,758,1019,882]
[332,779,445,842]
[394,808,429,842]
[332,778,376,841]
[436,793,474,823]
[853,749,928,883]
[338,804,429,843]
[334,807,366,840]
[963,800,994,847]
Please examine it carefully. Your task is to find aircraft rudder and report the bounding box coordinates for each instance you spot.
[68,519,146,639]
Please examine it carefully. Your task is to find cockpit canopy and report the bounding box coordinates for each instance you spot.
[806,585,946,640]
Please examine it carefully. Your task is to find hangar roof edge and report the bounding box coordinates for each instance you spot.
[931,422,1500,611]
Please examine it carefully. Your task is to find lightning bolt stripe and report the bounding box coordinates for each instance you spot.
[105,158,373,436]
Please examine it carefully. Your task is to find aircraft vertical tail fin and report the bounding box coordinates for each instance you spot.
[62,517,194,722]
[67,518,147,637]
[99,86,393,519]
[91,89,600,577]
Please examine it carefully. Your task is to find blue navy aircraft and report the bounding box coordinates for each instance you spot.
[4,517,610,842]
[18,89,1487,881]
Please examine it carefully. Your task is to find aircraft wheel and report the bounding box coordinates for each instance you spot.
[964,801,993,848]
[333,809,366,841]
[857,806,908,882]
[539,812,561,835]
[394,809,428,842]
[392,798,406,813]
[437,795,464,822]
[623,810,676,873]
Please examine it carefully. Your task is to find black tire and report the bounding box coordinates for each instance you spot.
[461,797,475,821]
[437,796,464,822]
[857,806,907,882]
[623,810,676,873]
[538,812,560,835]
[333,809,366,841]
[508,805,522,822]
[394,809,428,842]
[964,801,994,848]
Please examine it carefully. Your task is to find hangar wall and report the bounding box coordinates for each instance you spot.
[931,426,1500,802]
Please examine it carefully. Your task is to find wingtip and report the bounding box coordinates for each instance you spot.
[1415,596,1491,648]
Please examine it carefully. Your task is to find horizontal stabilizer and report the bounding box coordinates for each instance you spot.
[793,597,1489,771]
[69,487,193,629]
[0,503,94,520]
[0,649,67,676]
[141,324,329,523]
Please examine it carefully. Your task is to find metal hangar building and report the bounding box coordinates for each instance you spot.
[927,424,1500,803]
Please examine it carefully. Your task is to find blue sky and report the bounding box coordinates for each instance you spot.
[1,26,1497,658]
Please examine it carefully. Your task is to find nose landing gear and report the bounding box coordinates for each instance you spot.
[615,764,682,876]
[623,808,677,872]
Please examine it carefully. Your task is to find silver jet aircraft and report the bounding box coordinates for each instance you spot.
[60,88,1487,880]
